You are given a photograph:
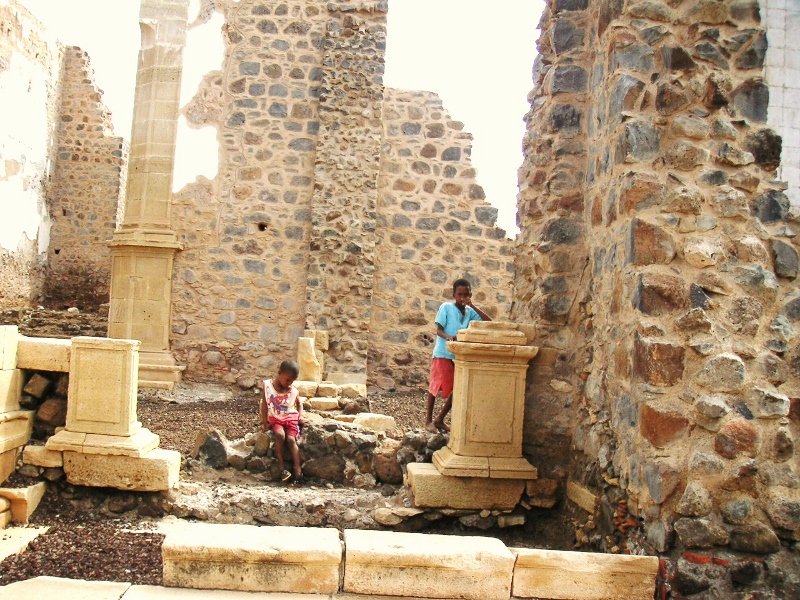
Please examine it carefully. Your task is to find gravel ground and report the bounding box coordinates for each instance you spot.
[0,384,443,587]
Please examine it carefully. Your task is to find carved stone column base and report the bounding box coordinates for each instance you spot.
[432,445,538,479]
[138,350,185,390]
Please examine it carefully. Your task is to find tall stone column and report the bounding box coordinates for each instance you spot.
[107,0,189,389]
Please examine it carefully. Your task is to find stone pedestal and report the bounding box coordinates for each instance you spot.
[433,321,538,479]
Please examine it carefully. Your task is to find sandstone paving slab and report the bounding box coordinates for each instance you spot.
[162,522,342,594]
[0,369,22,413]
[343,528,515,600]
[123,586,331,599]
[511,547,659,600]
[0,576,130,600]
[0,481,47,523]
[63,448,180,491]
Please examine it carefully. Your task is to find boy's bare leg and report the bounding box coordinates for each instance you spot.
[287,436,301,479]
[425,392,439,433]
[273,427,287,473]
[433,394,452,432]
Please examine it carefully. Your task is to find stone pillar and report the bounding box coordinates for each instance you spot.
[107,0,189,389]
[433,322,538,479]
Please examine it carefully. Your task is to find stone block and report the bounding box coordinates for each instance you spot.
[0,326,18,370]
[293,380,318,397]
[457,326,527,345]
[23,445,63,468]
[62,448,180,491]
[339,383,367,398]
[344,528,515,600]
[0,509,10,530]
[0,526,48,562]
[46,428,159,457]
[0,576,130,599]
[297,337,322,382]
[308,397,340,411]
[327,372,366,385]
[640,400,690,447]
[162,523,341,594]
[16,336,71,372]
[353,412,395,431]
[22,373,52,399]
[0,410,35,453]
[633,334,685,387]
[406,462,524,510]
[0,448,18,484]
[0,369,23,413]
[567,480,598,513]
[67,337,140,436]
[0,481,47,524]
[511,547,659,600]
[304,328,329,351]
[316,381,339,397]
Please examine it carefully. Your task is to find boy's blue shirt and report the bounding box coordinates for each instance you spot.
[432,302,481,360]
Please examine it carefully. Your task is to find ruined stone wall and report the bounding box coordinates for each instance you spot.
[516,0,799,594]
[0,0,62,309]
[171,0,513,386]
[43,46,127,311]
[371,88,512,389]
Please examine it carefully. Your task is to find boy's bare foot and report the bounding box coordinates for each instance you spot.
[433,421,450,432]
[424,422,439,434]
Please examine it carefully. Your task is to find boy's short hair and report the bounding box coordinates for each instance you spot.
[278,360,300,378]
[452,278,472,293]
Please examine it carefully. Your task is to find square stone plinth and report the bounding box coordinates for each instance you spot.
[16,337,71,372]
[343,528,515,600]
[511,547,659,600]
[47,428,158,457]
[162,523,342,594]
[23,445,63,468]
[0,369,22,413]
[406,462,525,510]
[433,446,538,479]
[63,448,179,491]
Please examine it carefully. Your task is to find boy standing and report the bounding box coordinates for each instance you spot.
[261,360,304,484]
[425,278,491,433]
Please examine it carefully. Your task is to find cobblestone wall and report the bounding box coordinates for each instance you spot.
[171,0,513,386]
[44,46,127,311]
[515,0,800,595]
[0,0,61,309]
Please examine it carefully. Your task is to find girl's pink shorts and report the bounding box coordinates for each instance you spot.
[428,357,455,397]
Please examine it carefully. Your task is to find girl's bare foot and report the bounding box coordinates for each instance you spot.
[425,422,439,433]
[433,420,450,432]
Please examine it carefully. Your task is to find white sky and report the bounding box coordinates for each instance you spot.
[21,0,540,234]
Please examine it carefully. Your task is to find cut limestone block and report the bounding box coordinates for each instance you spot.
[23,445,63,468]
[353,413,396,431]
[122,585,318,599]
[293,380,318,397]
[297,337,322,382]
[16,336,71,372]
[406,462,524,511]
[0,448,18,484]
[22,373,52,399]
[0,481,47,524]
[66,337,139,436]
[567,479,599,513]
[339,383,367,398]
[0,326,18,370]
[308,397,340,411]
[0,369,22,413]
[63,448,180,491]
[317,382,339,397]
[162,523,342,594]
[511,547,660,600]
[47,428,159,457]
[0,410,35,454]
[0,576,130,599]
[0,509,10,529]
[343,529,515,600]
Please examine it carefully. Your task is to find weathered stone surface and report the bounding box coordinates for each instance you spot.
[627,218,675,265]
[633,335,685,387]
[644,458,681,504]
[696,353,746,391]
[745,128,782,171]
[728,523,781,554]
[674,517,729,548]
[634,273,688,316]
[772,239,799,279]
[640,400,689,447]
[714,419,759,459]
[676,481,713,517]
[732,79,769,122]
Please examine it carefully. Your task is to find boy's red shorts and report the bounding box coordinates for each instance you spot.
[269,414,300,439]
[428,357,455,397]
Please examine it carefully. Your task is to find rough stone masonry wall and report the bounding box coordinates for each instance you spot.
[515,0,800,596]
[171,0,513,386]
[0,0,62,309]
[371,88,512,389]
[43,46,128,311]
